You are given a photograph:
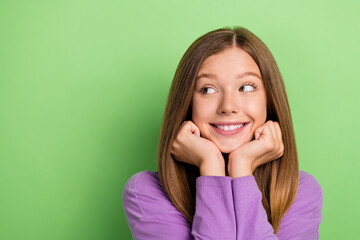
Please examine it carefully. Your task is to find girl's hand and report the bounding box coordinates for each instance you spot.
[228,120,284,178]
[170,121,225,176]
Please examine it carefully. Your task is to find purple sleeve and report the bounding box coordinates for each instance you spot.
[232,171,323,240]
[122,171,236,240]
[122,171,192,239]
[192,175,236,239]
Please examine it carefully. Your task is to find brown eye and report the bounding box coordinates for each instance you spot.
[200,87,216,94]
[240,83,256,92]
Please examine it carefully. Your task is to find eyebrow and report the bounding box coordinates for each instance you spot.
[196,72,262,81]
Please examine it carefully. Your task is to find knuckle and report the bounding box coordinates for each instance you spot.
[279,149,284,157]
[278,145,284,157]
[174,135,179,141]
[180,121,188,129]
[172,142,179,150]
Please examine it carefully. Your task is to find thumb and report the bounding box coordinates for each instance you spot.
[255,127,262,140]
[183,121,200,137]
[190,123,200,137]
[255,124,268,140]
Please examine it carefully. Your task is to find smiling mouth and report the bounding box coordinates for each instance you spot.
[210,123,249,135]
[212,123,245,131]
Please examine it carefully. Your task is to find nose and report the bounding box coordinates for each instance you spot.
[217,91,239,114]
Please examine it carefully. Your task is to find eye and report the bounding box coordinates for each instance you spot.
[199,87,216,95]
[240,83,257,92]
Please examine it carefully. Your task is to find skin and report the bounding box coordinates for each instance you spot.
[170,47,284,178]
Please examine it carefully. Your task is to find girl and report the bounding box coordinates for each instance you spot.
[123,26,323,239]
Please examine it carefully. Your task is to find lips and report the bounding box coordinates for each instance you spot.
[213,123,244,130]
[211,121,247,125]
[210,122,248,136]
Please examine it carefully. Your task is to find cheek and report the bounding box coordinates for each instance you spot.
[191,101,202,123]
[191,99,218,138]
[245,97,267,124]
[191,98,214,123]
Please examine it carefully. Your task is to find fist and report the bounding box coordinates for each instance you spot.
[170,121,224,175]
[228,120,284,178]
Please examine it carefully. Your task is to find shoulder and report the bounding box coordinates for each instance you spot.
[298,170,323,198]
[122,170,173,210]
[285,170,323,223]
[123,170,164,198]
[122,170,184,228]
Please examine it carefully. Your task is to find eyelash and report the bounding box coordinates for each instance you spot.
[199,82,257,95]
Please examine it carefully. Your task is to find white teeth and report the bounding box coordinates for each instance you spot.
[215,124,245,131]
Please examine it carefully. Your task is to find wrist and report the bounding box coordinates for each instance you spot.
[199,155,225,176]
[230,168,253,178]
[228,159,253,178]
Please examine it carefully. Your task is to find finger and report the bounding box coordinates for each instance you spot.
[181,121,193,135]
[170,147,176,158]
[266,121,282,155]
[260,123,277,152]
[270,121,281,148]
[254,127,261,140]
[190,122,200,136]
[254,124,266,140]
[180,121,187,128]
[183,121,200,136]
[257,123,272,142]
[268,121,282,158]
[274,122,284,156]
[273,122,281,142]
[264,120,276,139]
[178,121,187,133]
[270,121,283,157]
[170,142,177,155]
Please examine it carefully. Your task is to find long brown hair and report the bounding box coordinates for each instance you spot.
[157,26,299,234]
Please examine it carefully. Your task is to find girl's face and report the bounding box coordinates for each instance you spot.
[191,47,267,153]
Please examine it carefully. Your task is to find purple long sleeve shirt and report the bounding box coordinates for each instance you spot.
[122,170,323,239]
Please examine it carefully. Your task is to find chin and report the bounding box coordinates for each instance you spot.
[217,144,239,154]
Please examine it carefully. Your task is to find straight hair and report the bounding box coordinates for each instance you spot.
[157,26,299,233]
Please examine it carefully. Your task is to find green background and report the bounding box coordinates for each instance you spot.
[0,0,359,239]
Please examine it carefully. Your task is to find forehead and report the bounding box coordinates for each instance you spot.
[197,47,261,79]
[196,72,262,82]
